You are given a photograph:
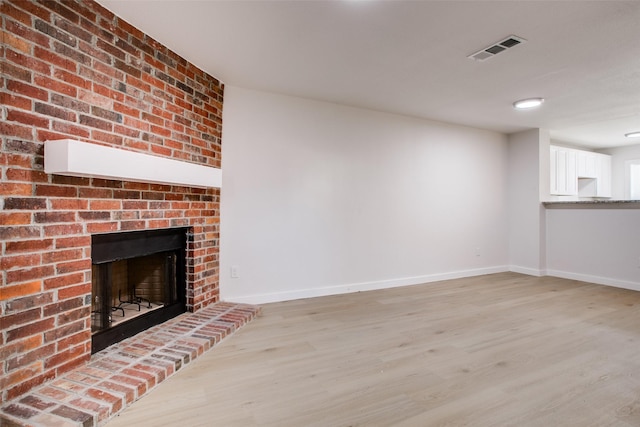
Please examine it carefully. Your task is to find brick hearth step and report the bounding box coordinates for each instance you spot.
[0,302,260,427]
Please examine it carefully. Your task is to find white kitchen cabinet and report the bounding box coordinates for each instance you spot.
[550,145,611,198]
[577,151,597,178]
[577,153,611,198]
[550,146,578,196]
[595,153,612,198]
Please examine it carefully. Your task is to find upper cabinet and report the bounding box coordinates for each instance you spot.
[550,145,578,196]
[577,151,597,178]
[550,146,611,198]
[595,153,612,198]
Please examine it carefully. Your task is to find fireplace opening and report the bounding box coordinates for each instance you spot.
[91,228,188,353]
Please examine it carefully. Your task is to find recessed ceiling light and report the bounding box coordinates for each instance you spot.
[625,131,640,138]
[513,98,544,109]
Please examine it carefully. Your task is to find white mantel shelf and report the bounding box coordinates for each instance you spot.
[44,139,221,189]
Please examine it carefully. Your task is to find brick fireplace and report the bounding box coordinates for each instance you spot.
[1,0,224,404]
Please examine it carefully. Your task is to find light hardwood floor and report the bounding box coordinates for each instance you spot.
[105,273,640,427]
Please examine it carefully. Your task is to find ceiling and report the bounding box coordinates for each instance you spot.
[97,0,640,149]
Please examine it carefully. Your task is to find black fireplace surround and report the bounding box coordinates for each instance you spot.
[91,228,188,353]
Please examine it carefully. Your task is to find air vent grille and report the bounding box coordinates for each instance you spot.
[468,35,526,61]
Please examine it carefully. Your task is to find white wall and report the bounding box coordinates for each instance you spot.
[507,129,547,276]
[546,208,640,290]
[599,144,640,200]
[220,86,509,303]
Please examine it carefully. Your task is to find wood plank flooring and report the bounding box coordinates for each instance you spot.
[105,273,640,427]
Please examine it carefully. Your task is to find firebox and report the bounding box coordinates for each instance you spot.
[91,228,188,353]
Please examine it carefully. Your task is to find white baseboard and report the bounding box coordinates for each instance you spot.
[223,265,509,304]
[509,265,545,277]
[545,269,640,292]
[223,266,640,305]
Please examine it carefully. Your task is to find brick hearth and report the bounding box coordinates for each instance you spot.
[0,302,260,427]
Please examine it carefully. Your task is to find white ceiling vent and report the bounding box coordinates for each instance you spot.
[468,35,526,61]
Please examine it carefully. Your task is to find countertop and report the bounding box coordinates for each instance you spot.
[543,200,640,209]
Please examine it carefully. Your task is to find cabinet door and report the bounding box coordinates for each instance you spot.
[565,149,578,195]
[550,146,578,196]
[550,146,559,194]
[595,153,612,198]
[577,151,597,178]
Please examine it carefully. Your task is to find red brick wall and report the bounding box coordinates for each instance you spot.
[1,0,223,403]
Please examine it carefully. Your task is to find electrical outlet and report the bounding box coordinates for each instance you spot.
[231,265,239,278]
[475,247,481,257]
